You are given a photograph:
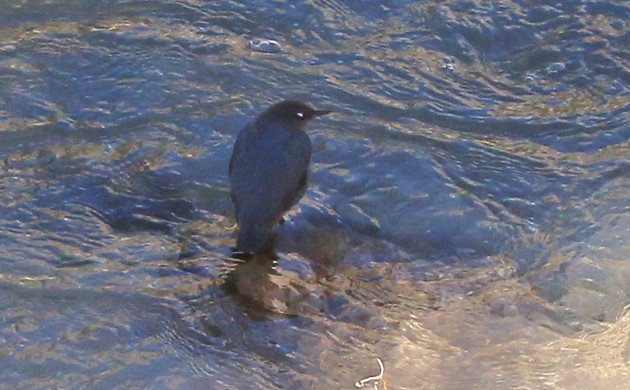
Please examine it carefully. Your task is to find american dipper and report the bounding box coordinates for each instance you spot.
[229,100,330,253]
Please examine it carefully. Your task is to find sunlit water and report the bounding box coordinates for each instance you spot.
[0,0,628,388]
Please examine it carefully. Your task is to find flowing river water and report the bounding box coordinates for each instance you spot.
[0,0,628,388]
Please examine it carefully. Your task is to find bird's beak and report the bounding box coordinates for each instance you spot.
[313,109,331,117]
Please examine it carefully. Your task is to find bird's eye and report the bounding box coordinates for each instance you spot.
[296,112,304,118]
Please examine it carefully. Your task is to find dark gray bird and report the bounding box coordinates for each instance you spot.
[229,100,330,253]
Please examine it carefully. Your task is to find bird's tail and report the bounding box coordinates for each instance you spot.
[236,224,270,254]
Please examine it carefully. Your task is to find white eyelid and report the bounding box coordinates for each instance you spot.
[297,112,304,118]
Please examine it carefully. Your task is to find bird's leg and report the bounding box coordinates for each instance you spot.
[261,232,278,257]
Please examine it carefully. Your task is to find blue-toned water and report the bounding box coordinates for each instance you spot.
[0,1,628,388]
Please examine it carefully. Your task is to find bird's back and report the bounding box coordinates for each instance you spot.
[229,121,311,252]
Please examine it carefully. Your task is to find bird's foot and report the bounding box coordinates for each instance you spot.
[231,250,254,261]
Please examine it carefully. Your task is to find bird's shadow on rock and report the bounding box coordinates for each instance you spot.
[219,252,312,319]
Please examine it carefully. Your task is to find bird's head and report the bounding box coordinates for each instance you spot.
[257,100,331,127]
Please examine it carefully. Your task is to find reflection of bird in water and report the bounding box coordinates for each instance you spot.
[228,100,330,254]
[221,253,309,317]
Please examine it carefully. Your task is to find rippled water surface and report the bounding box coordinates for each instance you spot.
[1,0,628,388]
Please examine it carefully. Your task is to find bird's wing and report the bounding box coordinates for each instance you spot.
[229,122,253,176]
[229,125,311,223]
[228,122,255,204]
